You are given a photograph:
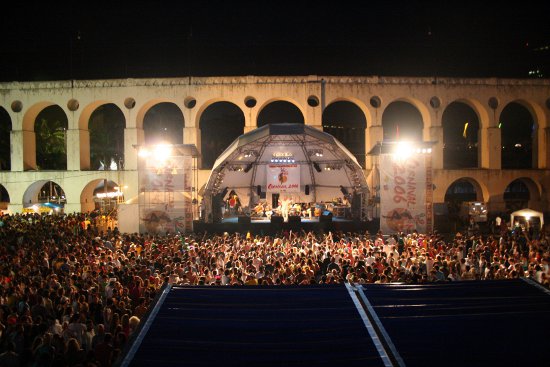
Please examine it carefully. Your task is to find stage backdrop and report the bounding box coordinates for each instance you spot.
[266,164,300,193]
[380,153,432,234]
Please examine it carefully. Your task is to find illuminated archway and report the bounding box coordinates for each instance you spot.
[35,105,68,170]
[382,101,423,141]
[89,104,126,170]
[0,184,9,210]
[143,102,185,145]
[23,180,67,213]
[442,101,479,169]
[199,101,245,169]
[257,100,304,127]
[503,178,540,212]
[322,100,367,168]
[0,107,11,171]
[81,179,121,213]
[500,102,536,169]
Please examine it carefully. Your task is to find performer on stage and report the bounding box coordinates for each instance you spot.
[280,197,292,222]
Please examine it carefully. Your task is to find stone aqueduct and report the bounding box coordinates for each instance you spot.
[0,75,550,217]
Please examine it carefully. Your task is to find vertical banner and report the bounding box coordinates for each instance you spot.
[425,154,433,233]
[139,155,194,234]
[267,164,300,192]
[380,154,427,233]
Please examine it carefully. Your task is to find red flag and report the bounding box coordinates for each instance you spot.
[396,124,400,140]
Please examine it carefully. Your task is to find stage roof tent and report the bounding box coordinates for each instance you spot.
[204,123,369,209]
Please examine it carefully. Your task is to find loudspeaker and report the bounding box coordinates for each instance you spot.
[320,211,333,223]
[288,215,301,224]
[271,215,284,224]
[340,185,349,196]
[305,185,310,195]
[238,216,251,224]
[257,185,261,195]
[313,162,322,172]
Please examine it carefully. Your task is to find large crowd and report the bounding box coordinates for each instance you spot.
[0,212,549,366]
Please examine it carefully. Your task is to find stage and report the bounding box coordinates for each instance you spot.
[192,216,378,235]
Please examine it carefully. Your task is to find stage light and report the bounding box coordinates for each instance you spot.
[153,144,172,161]
[393,141,414,161]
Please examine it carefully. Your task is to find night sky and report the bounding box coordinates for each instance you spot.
[0,1,549,82]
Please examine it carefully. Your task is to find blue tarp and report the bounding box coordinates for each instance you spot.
[122,280,550,367]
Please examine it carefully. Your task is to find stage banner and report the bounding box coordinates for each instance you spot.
[379,154,427,233]
[266,164,300,192]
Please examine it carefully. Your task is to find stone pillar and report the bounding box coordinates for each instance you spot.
[124,128,144,170]
[10,131,25,171]
[11,130,37,171]
[64,202,83,214]
[183,127,199,146]
[80,130,90,170]
[429,126,444,169]
[244,109,258,132]
[480,127,501,169]
[538,127,550,169]
[305,107,323,131]
[184,126,201,166]
[365,125,383,169]
[66,129,87,171]
[488,194,506,215]
[7,203,23,214]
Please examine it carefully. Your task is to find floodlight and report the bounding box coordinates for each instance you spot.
[154,144,172,161]
[393,141,414,160]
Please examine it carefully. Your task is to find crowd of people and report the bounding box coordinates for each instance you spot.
[0,212,549,366]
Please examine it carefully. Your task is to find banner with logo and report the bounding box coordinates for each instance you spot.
[139,155,194,233]
[266,164,300,192]
[379,154,427,233]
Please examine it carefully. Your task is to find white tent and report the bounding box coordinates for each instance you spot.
[203,123,369,221]
[510,208,544,229]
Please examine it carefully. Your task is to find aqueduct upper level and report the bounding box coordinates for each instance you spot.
[0,75,549,215]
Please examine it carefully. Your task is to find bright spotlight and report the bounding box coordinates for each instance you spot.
[153,144,172,161]
[393,141,414,161]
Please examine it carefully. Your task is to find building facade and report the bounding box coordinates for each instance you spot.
[0,75,549,222]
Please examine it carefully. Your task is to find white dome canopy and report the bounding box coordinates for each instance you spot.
[204,123,369,214]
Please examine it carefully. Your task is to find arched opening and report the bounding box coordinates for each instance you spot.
[322,101,367,168]
[444,178,483,232]
[257,101,304,127]
[0,184,9,210]
[0,107,11,171]
[500,102,536,169]
[35,105,68,170]
[93,180,122,213]
[382,101,423,141]
[80,179,121,231]
[442,101,479,168]
[89,104,126,170]
[143,102,185,145]
[23,180,66,214]
[504,179,532,212]
[200,102,245,169]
